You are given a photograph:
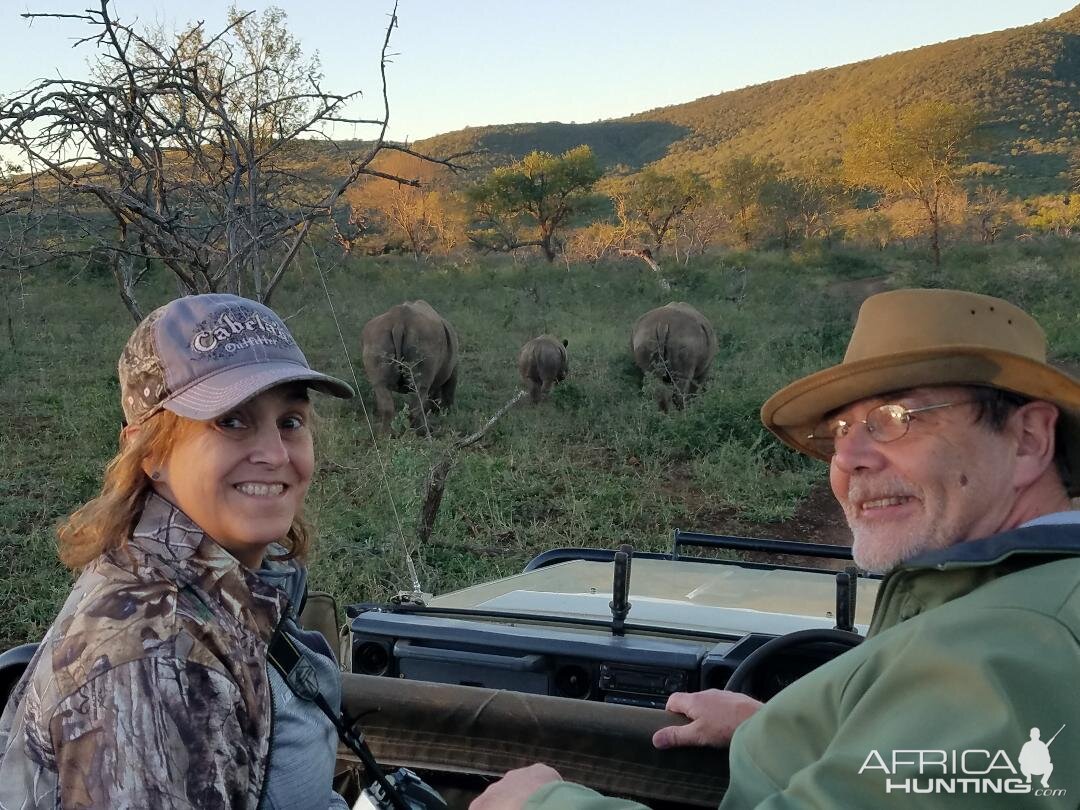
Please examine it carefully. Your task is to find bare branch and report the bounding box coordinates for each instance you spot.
[415,390,527,547]
[3,0,456,309]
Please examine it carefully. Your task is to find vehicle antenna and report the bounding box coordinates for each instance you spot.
[312,247,426,602]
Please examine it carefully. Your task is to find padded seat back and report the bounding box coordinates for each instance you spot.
[0,643,40,710]
[338,673,727,807]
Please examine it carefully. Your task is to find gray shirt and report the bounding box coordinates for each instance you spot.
[258,560,349,810]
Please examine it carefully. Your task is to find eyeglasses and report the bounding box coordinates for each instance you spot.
[807,401,968,456]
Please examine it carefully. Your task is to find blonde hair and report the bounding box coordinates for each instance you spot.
[58,410,312,569]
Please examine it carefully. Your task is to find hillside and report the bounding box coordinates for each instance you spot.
[406,6,1080,196]
[12,8,1080,248]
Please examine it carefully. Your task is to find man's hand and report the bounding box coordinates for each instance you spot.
[652,689,763,749]
[469,763,562,810]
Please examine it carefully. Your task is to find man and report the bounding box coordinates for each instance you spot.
[1019,726,1057,789]
[471,288,1080,809]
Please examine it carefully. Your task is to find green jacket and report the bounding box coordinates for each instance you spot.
[525,522,1080,809]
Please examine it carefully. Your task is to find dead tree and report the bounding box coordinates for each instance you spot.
[0,0,466,319]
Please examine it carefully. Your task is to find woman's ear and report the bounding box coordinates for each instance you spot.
[120,423,139,450]
[121,424,157,479]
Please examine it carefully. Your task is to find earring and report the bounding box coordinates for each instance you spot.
[150,470,161,481]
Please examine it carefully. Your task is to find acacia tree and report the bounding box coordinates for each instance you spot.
[466,145,602,262]
[0,1,462,319]
[761,166,849,249]
[352,152,466,258]
[968,185,1011,243]
[673,202,729,260]
[609,169,711,254]
[759,175,803,250]
[714,154,781,248]
[843,101,979,266]
[381,186,457,258]
[1029,195,1080,237]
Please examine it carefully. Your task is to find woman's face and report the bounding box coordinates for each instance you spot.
[148,384,315,568]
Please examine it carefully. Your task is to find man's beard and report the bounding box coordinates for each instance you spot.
[850,524,937,573]
[842,477,954,573]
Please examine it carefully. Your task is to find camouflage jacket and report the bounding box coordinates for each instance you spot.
[0,493,291,810]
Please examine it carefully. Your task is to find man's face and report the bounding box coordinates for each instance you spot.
[828,386,1020,572]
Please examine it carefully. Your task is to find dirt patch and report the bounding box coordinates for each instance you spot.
[659,462,851,547]
[777,480,851,545]
[699,483,850,546]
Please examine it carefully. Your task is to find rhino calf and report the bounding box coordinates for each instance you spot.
[518,335,569,403]
[631,302,717,411]
[361,300,459,434]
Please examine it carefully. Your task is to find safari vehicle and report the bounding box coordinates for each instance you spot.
[0,531,878,809]
[333,530,879,808]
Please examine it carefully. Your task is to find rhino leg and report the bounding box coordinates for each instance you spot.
[372,384,396,434]
[435,366,458,410]
[647,354,674,412]
[526,376,544,403]
[670,375,690,410]
[685,376,703,405]
[655,386,673,412]
[406,385,433,434]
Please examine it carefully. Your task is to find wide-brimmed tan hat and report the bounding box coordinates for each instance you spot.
[761,288,1080,491]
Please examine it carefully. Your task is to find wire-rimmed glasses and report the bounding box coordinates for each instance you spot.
[807,401,968,456]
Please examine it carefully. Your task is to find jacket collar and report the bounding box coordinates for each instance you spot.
[897,521,1080,572]
[129,491,290,639]
[868,521,1080,636]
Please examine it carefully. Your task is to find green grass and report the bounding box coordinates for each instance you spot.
[3,241,1079,647]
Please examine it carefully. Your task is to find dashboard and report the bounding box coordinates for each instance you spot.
[348,605,821,707]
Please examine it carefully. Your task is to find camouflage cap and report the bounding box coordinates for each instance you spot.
[119,294,353,424]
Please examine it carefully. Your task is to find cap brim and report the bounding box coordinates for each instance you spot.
[162,361,354,421]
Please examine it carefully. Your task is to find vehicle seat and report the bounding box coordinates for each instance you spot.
[300,591,351,671]
[338,673,727,808]
[0,643,39,709]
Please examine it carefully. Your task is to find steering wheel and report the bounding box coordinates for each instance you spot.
[724,628,863,700]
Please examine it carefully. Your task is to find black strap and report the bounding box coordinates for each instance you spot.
[268,626,411,810]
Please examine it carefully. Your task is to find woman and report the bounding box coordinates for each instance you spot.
[0,294,355,809]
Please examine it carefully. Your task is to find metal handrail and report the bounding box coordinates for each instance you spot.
[672,530,855,561]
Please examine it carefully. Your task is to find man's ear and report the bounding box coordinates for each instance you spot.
[1010,401,1060,489]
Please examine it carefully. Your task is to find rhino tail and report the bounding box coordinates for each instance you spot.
[654,322,671,374]
[390,321,407,359]
[654,322,670,349]
[442,320,456,355]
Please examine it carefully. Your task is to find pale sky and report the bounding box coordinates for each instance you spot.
[2,1,1077,146]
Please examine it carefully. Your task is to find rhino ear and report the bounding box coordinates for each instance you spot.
[562,338,569,347]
